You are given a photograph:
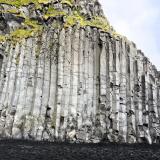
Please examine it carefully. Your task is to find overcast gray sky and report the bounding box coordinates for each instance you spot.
[99,0,160,70]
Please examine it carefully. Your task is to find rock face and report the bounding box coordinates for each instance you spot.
[0,0,160,144]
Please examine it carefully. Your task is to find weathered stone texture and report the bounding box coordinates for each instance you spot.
[0,0,160,144]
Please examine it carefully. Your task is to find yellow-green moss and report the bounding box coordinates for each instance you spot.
[6,9,20,14]
[0,35,6,42]
[0,8,26,19]
[24,18,41,29]
[61,0,74,7]
[0,1,121,41]
[64,11,87,28]
[0,0,50,9]
[87,16,111,32]
[64,12,112,32]
[9,29,34,42]
[43,7,66,19]
[38,0,50,4]
[0,17,43,44]
[112,31,121,39]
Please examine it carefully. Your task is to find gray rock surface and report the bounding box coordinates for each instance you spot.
[0,0,160,144]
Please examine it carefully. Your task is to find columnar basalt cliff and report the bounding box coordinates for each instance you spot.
[0,0,160,144]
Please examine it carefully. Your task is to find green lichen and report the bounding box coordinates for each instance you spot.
[61,0,74,7]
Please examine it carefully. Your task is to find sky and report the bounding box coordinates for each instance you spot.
[99,0,160,70]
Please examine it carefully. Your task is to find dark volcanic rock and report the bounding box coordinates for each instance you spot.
[0,140,160,160]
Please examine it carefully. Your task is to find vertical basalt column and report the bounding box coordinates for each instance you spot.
[126,42,137,143]
[55,29,65,138]
[99,32,108,137]
[0,54,3,75]
[136,51,144,142]
[66,26,80,139]
[143,73,149,129]
[61,27,72,138]
[86,28,94,139]
[77,28,85,130]
[157,80,160,119]
[119,39,127,142]
[108,40,114,140]
[99,33,111,139]
[143,58,152,143]
[82,27,92,141]
[105,36,111,134]
[82,27,90,128]
[108,39,119,141]
[148,76,154,142]
[153,73,159,120]
[93,29,101,140]
[141,72,150,142]
[69,27,80,120]
[0,44,7,103]
[47,30,59,140]
[149,70,159,143]
[114,40,120,136]
[125,42,133,143]
[0,45,13,110]
[0,44,8,99]
[92,29,100,132]
[86,28,94,135]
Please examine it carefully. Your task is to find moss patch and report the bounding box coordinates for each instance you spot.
[0,0,50,8]
[64,11,87,28]
[61,0,74,7]
[0,35,6,42]
[64,12,111,33]
[0,0,122,42]
[10,29,33,41]
[88,16,110,32]
[43,7,66,20]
